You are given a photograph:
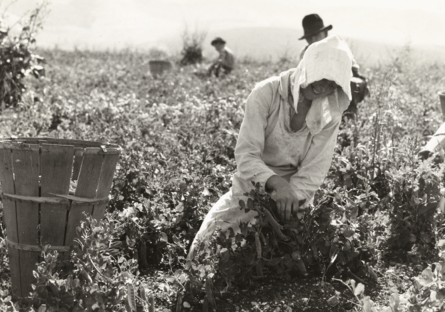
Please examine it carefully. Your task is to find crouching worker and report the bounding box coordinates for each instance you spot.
[207,37,235,77]
[188,35,353,260]
[188,36,352,260]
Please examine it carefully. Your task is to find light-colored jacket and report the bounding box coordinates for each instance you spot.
[188,36,352,259]
[188,69,346,258]
[218,47,235,69]
[234,68,345,204]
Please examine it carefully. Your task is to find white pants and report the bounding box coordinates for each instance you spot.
[188,176,258,259]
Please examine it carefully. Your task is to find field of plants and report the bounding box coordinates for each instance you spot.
[0,44,445,312]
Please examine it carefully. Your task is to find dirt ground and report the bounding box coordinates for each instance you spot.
[181,258,427,312]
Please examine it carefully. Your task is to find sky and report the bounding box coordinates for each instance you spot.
[2,0,445,59]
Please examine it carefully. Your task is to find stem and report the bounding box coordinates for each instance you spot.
[345,269,366,285]
[87,254,113,283]
[331,278,360,302]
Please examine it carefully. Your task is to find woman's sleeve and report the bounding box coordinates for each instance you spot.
[290,117,341,203]
[235,82,277,185]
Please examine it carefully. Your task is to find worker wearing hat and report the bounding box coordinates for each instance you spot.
[299,14,368,119]
[208,37,235,77]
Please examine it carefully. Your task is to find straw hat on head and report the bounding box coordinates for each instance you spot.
[299,14,333,40]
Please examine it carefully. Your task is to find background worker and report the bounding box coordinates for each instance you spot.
[299,14,369,119]
[207,37,235,77]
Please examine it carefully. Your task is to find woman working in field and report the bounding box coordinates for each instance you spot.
[189,35,353,259]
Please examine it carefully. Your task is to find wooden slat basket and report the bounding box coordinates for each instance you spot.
[0,138,121,298]
[149,60,172,78]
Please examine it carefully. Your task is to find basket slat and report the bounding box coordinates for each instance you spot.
[39,144,74,247]
[72,148,84,181]
[64,149,103,245]
[0,148,21,296]
[12,144,40,295]
[93,153,120,220]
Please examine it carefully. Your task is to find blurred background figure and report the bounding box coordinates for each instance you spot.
[207,37,235,77]
[299,14,369,120]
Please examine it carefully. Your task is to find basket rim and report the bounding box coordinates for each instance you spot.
[0,137,121,153]
[149,59,172,64]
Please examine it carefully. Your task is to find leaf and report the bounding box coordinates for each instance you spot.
[220,248,230,263]
[368,266,378,281]
[349,279,356,292]
[175,202,184,212]
[430,290,437,301]
[120,272,132,284]
[436,288,445,300]
[266,257,282,267]
[38,305,47,312]
[223,128,238,136]
[295,259,307,276]
[202,188,211,196]
[327,295,339,307]
[361,296,373,312]
[48,280,60,296]
[160,232,168,243]
[343,225,355,237]
[239,200,245,209]
[412,278,421,290]
[421,232,431,244]
[437,239,445,249]
[417,267,434,286]
[354,283,365,297]
[247,198,254,210]
[349,206,358,221]
[282,254,294,268]
[439,197,445,213]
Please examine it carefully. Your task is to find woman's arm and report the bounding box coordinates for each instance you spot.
[266,175,301,221]
[236,80,302,222]
[235,81,277,185]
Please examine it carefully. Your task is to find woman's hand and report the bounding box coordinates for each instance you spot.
[266,175,300,222]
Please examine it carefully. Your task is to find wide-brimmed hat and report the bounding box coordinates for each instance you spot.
[299,14,333,40]
[211,37,226,46]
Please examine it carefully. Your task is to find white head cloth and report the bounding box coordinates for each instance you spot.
[291,35,353,135]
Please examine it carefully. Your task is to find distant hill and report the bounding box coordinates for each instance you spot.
[152,27,306,63]
[142,27,445,68]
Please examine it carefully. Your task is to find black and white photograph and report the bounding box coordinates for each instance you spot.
[0,0,444,311]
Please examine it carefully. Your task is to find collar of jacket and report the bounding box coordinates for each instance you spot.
[277,68,296,103]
